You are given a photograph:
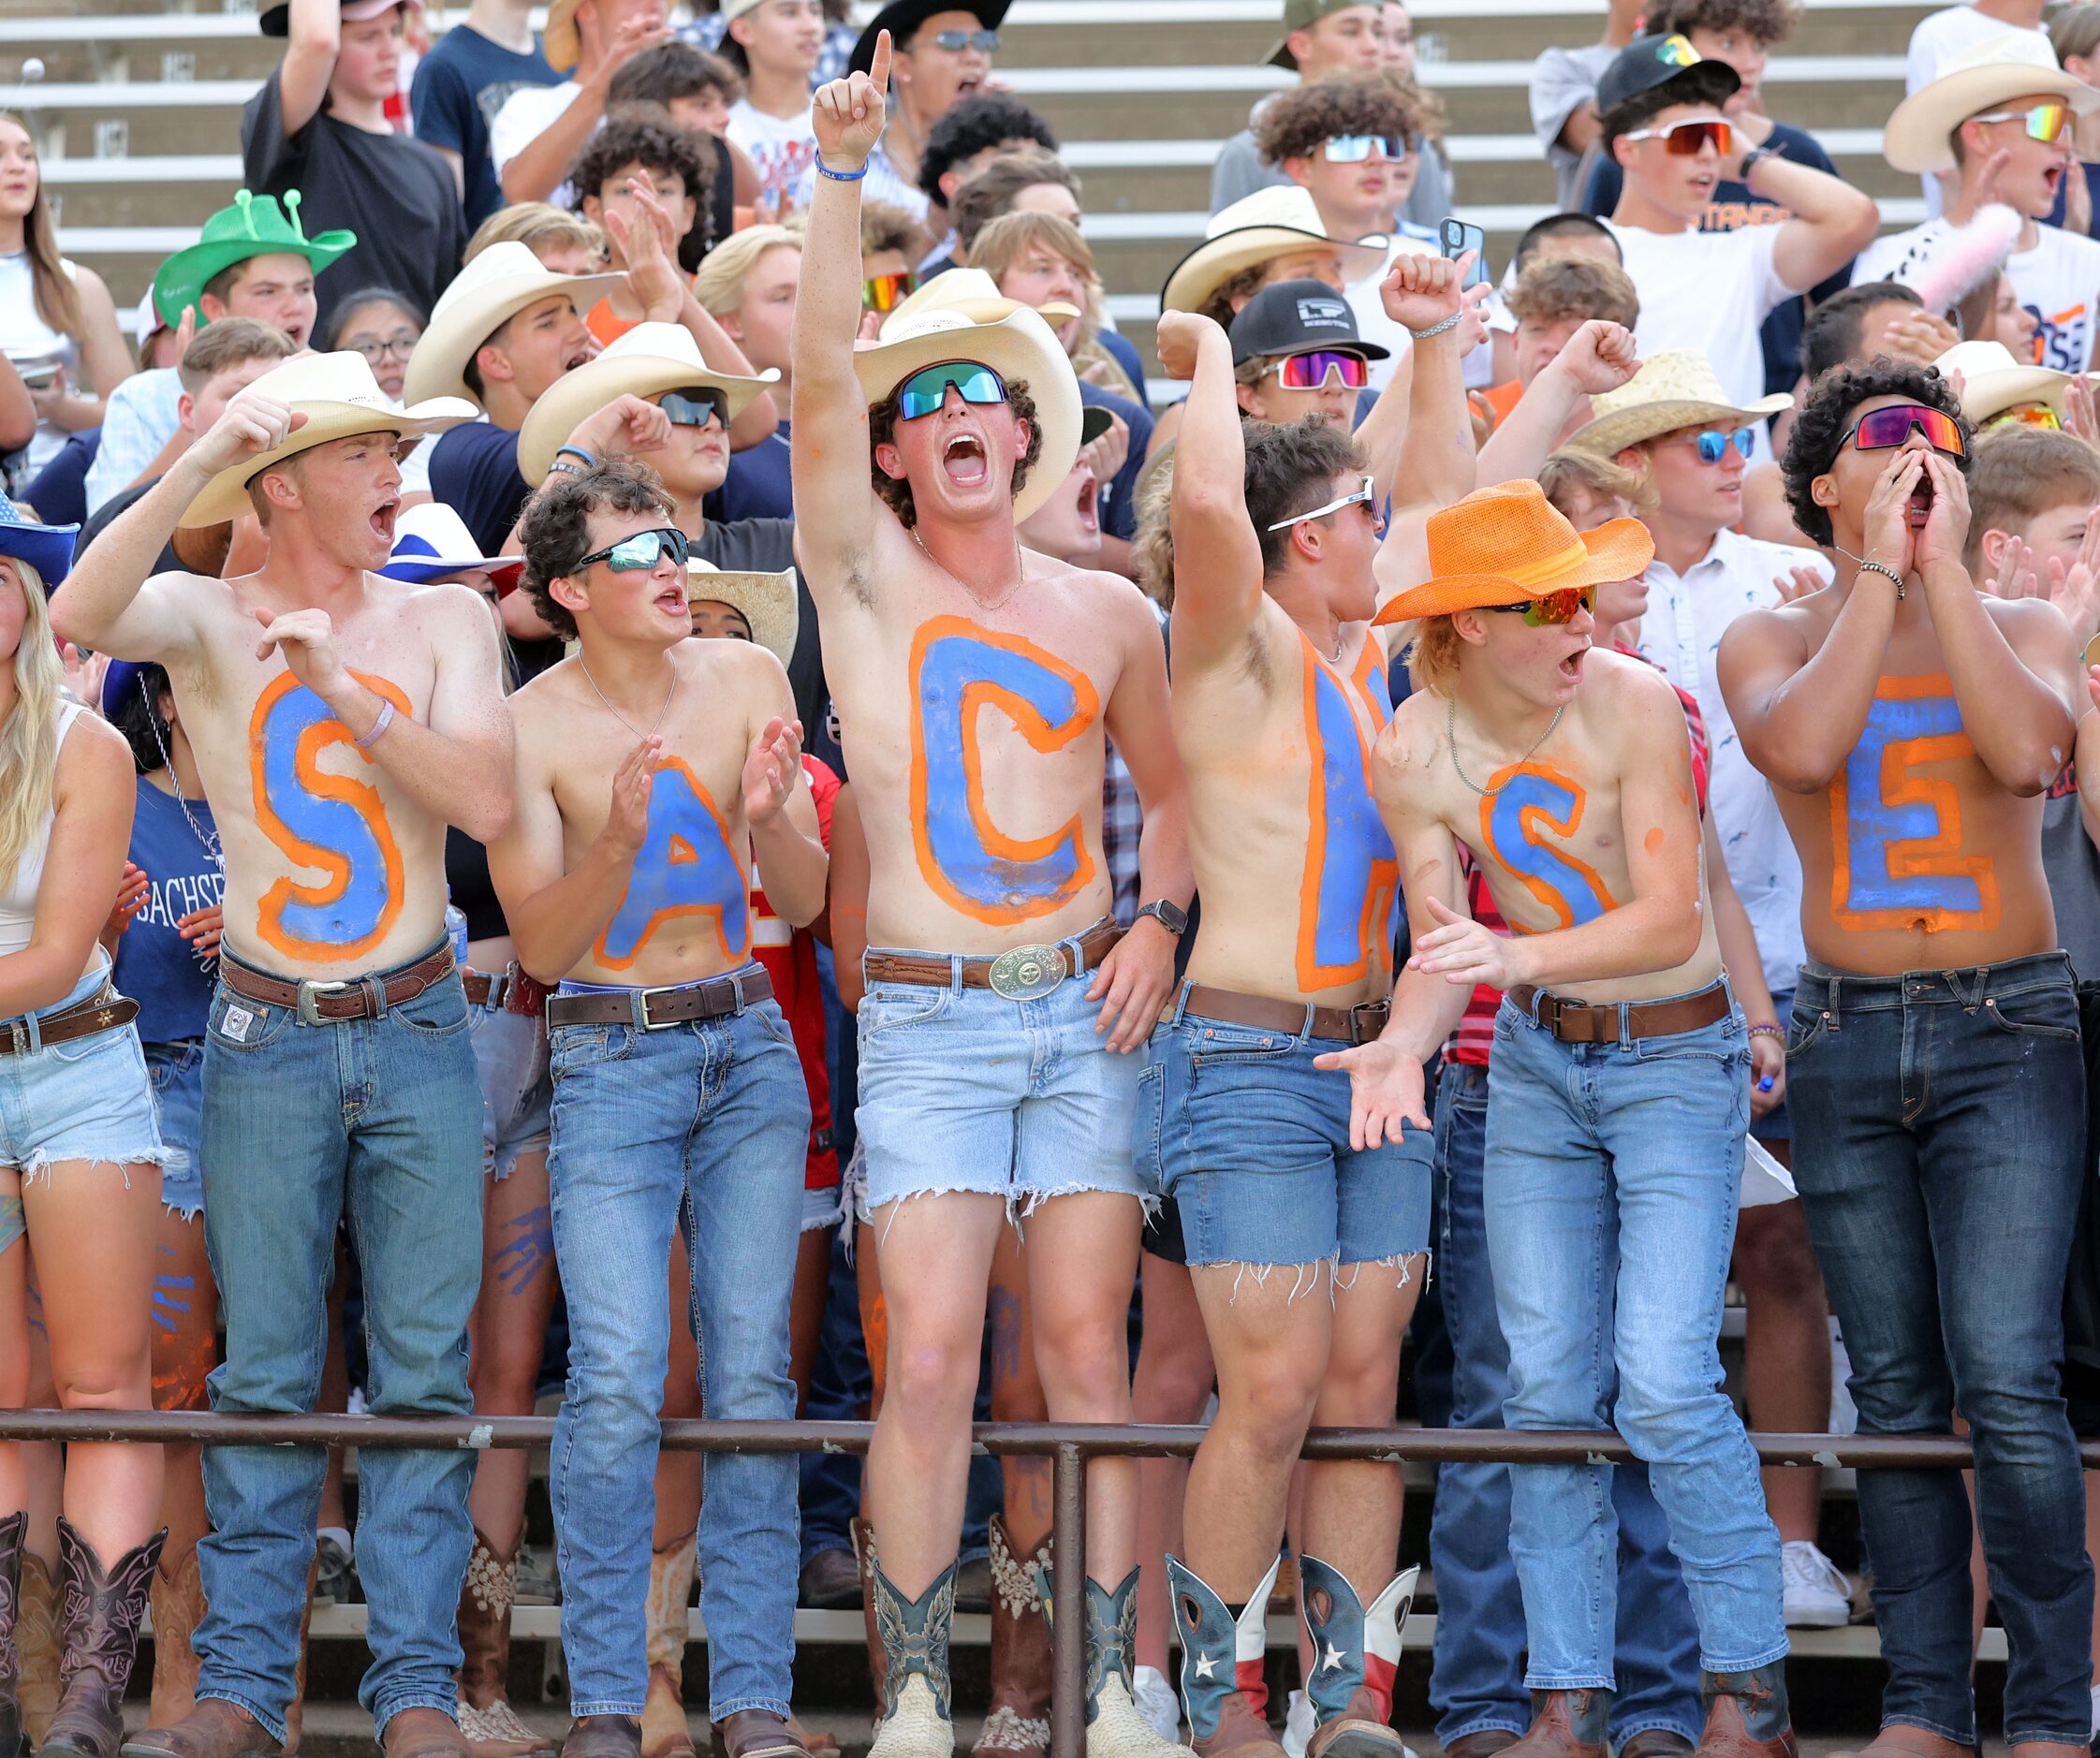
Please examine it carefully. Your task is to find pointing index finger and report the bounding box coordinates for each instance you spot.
[869,28,892,95]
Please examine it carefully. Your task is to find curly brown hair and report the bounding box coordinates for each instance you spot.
[568,110,712,209]
[518,460,678,641]
[868,379,1043,528]
[1645,0,1799,46]
[1255,73,1423,168]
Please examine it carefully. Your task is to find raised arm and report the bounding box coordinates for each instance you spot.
[1154,310,1262,667]
[495,14,670,203]
[789,35,892,604]
[1475,320,1638,487]
[1733,150,1878,299]
[279,0,342,138]
[1379,253,1477,515]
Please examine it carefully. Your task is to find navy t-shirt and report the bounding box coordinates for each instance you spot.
[410,24,561,232]
[1077,380,1153,542]
[1580,120,1847,396]
[430,419,529,556]
[710,423,795,523]
[114,777,226,1045]
[1096,328,1150,409]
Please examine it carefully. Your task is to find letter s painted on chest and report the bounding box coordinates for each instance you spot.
[596,758,750,969]
[249,671,411,962]
[1829,676,2000,933]
[1296,646,1399,990]
[909,616,1100,926]
[1476,764,1618,931]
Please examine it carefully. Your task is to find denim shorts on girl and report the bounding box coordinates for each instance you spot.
[1140,985,1432,1270]
[145,1039,205,1219]
[0,962,165,1179]
[468,1001,552,1180]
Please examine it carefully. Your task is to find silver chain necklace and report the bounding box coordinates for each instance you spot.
[913,525,1029,617]
[579,655,678,740]
[1447,696,1565,797]
[140,678,223,872]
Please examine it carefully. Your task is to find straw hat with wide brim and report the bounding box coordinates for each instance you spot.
[404,241,625,409]
[1159,185,1388,317]
[543,0,586,73]
[517,322,781,486]
[849,0,1009,74]
[881,267,1082,334]
[180,352,477,531]
[853,305,1082,522]
[1373,480,1655,625]
[686,557,800,667]
[381,502,525,596]
[1883,31,2100,174]
[1934,336,2082,423]
[1564,349,1792,457]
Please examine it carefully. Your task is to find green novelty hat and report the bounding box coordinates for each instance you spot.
[151,189,357,330]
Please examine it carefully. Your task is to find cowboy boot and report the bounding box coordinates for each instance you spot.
[1501,1692,1610,1758]
[1296,1558,1415,1758]
[42,1516,168,1758]
[1164,1556,1284,1758]
[851,1519,887,1721]
[1037,1560,1188,1758]
[0,1511,25,1758]
[1694,1667,1797,1758]
[147,1549,207,1730]
[865,1558,957,1758]
[457,1530,554,1758]
[21,1546,60,1744]
[643,1538,698,1758]
[972,1518,1050,1758]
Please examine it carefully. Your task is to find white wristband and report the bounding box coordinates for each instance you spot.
[355,698,395,750]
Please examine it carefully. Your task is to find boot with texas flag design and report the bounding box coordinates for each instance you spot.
[1296,1558,1417,1758]
[1164,1556,1283,1758]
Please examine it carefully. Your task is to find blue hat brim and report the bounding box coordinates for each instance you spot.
[0,521,81,589]
[380,555,524,593]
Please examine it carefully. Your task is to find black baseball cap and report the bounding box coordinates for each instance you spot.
[1595,33,1740,125]
[1228,280,1390,367]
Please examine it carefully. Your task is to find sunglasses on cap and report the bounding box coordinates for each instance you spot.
[1486,583,1598,626]
[1267,475,1376,532]
[897,360,1008,421]
[1841,403,1966,457]
[928,27,997,50]
[1984,401,2062,431]
[659,387,728,428]
[1320,133,1410,163]
[1672,428,1755,464]
[1620,117,1732,156]
[863,270,919,315]
[1970,101,2073,145]
[576,526,690,575]
[1266,348,1370,392]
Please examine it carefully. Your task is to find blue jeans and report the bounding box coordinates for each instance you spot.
[547,977,808,1720]
[1485,990,1785,1685]
[197,944,482,1741]
[145,1039,205,1220]
[1427,1062,1701,1744]
[1786,955,2093,1746]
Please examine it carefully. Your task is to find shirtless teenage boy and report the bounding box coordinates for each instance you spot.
[1142,268,1475,1758]
[1322,480,1792,1758]
[1718,362,2092,1758]
[489,460,826,1758]
[790,39,1191,1758]
[49,351,506,1758]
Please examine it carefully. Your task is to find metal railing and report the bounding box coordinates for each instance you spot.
[0,1412,2071,1758]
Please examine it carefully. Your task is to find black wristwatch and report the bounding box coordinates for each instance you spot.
[1134,899,1188,936]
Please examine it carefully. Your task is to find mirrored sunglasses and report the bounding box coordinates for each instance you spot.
[1321,133,1410,163]
[897,360,1008,421]
[1270,348,1370,391]
[1970,101,2072,145]
[1266,474,1376,532]
[577,526,690,574]
[1485,583,1597,627]
[1682,428,1755,464]
[863,270,919,314]
[929,27,998,50]
[1843,403,1966,457]
[659,387,728,428]
[1984,402,2063,431]
[1620,117,1731,156]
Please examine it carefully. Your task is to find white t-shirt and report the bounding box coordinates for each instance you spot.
[1905,7,2052,218]
[1854,218,2100,371]
[490,81,583,208]
[727,100,817,212]
[1603,220,1795,460]
[1344,234,1446,393]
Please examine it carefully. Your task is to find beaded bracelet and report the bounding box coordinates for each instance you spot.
[1748,1023,1784,1041]
[1409,312,1462,342]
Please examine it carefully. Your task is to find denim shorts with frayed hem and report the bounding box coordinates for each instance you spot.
[468,1004,551,1181]
[0,962,165,1179]
[146,1038,205,1219]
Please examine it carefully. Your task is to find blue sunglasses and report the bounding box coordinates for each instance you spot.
[576,526,689,574]
[897,360,1008,421]
[1685,428,1755,464]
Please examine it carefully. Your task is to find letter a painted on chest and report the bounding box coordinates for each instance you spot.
[595,758,751,968]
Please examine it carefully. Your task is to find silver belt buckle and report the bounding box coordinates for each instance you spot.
[296,978,350,1026]
[988,944,1068,1002]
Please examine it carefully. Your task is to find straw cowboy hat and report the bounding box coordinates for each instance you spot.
[1160,185,1388,317]
[1373,480,1654,624]
[404,241,624,408]
[180,351,477,530]
[543,0,587,72]
[380,502,525,595]
[885,267,1082,333]
[1564,349,1792,457]
[517,322,780,485]
[853,305,1082,522]
[1883,31,2100,174]
[686,557,800,667]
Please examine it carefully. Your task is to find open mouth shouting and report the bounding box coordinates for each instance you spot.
[1906,474,1934,529]
[1558,637,1590,682]
[1075,470,1099,535]
[369,492,401,544]
[654,579,690,618]
[943,431,990,489]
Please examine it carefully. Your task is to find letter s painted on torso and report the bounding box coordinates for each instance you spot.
[1476,762,1619,931]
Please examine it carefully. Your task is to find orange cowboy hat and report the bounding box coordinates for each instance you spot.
[1372,480,1654,624]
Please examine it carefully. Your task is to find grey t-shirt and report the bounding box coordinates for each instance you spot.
[2046,763,2100,982]
[1530,41,1616,213]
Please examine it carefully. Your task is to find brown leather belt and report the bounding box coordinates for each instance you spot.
[1505,980,1730,1045]
[220,944,458,1026]
[2,987,140,1056]
[544,967,775,1031]
[861,920,1123,998]
[1178,983,1390,1046]
[463,965,551,1018]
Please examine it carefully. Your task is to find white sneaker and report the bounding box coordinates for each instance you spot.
[1283,1692,1314,1758]
[1780,1541,1851,1628]
[1132,1667,1180,1744]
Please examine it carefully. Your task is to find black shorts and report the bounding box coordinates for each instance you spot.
[1143,1193,1188,1267]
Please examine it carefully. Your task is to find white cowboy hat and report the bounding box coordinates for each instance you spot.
[686,556,800,667]
[1564,349,1792,457]
[517,322,780,486]
[404,241,624,408]
[180,351,476,530]
[381,501,524,595]
[1931,337,2078,423]
[853,305,1082,523]
[1883,32,2100,175]
[884,267,1082,333]
[1158,186,1388,318]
